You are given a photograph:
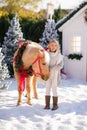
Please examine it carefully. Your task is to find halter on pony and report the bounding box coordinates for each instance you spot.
[30,53,44,77]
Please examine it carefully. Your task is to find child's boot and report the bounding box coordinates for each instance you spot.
[44,95,50,109]
[52,96,58,110]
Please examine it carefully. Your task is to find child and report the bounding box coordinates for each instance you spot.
[44,39,64,110]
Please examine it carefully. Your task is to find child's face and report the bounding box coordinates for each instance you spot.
[49,42,58,52]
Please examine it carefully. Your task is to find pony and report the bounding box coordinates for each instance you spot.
[13,40,50,106]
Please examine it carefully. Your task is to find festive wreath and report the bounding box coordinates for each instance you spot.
[67,53,83,60]
[14,40,33,76]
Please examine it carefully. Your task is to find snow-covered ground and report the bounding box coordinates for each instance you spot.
[0,77,87,130]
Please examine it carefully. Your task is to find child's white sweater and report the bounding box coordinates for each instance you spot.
[49,51,64,78]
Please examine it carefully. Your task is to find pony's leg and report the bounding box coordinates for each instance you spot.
[32,76,38,99]
[26,76,33,105]
[17,87,23,106]
[14,72,23,106]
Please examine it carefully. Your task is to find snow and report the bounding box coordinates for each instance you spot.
[0,77,87,130]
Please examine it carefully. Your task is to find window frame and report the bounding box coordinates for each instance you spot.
[70,36,81,53]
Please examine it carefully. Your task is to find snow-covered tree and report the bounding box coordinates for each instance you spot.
[39,19,58,48]
[0,48,11,90]
[2,13,23,76]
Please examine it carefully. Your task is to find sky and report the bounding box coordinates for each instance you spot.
[38,0,85,10]
[0,77,87,130]
[0,0,86,11]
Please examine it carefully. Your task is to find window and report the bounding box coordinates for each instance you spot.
[70,36,81,53]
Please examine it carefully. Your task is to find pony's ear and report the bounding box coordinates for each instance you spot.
[38,49,44,58]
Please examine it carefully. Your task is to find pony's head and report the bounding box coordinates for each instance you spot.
[32,49,50,81]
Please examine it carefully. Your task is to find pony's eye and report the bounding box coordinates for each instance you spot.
[42,63,46,65]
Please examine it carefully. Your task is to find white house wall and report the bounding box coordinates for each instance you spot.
[59,6,87,81]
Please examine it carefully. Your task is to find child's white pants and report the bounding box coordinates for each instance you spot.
[45,71,58,96]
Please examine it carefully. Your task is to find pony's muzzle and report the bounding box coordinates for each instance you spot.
[41,75,49,81]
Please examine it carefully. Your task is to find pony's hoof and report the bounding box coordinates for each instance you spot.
[27,100,32,105]
[34,94,38,99]
[25,94,27,97]
[16,101,22,106]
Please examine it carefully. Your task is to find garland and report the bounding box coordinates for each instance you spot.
[14,40,33,76]
[67,53,83,60]
[84,9,87,22]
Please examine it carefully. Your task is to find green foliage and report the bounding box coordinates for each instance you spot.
[28,20,46,42]
[0,16,10,46]
[67,53,83,60]
[0,14,46,46]
[53,5,65,22]
[19,18,46,42]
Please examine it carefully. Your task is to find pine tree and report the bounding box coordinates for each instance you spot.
[53,5,65,22]
[0,48,11,90]
[39,19,58,48]
[2,13,23,76]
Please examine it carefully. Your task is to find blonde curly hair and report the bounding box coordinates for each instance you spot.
[47,39,60,52]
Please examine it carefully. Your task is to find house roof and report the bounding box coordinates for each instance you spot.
[56,1,87,29]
